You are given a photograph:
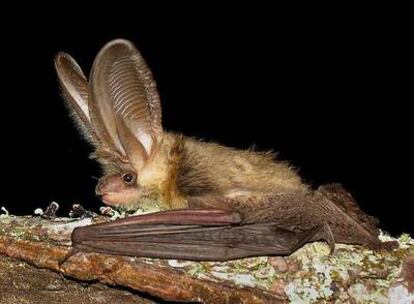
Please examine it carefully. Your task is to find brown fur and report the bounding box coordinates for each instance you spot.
[119,132,308,210]
[90,131,307,211]
[176,134,308,197]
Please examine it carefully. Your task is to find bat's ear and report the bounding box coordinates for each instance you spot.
[54,52,99,145]
[89,39,163,170]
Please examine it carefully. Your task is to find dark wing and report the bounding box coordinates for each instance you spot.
[72,209,334,261]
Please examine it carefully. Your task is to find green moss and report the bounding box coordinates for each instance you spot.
[10,227,26,238]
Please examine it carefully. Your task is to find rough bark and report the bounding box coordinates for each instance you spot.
[0,255,155,304]
[1,214,413,303]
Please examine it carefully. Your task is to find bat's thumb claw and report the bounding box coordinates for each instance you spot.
[58,248,80,269]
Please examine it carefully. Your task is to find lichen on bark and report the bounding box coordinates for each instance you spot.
[0,211,413,303]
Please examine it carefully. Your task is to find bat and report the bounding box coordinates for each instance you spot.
[55,39,397,261]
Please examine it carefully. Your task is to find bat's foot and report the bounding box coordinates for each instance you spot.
[69,204,97,219]
[367,240,399,251]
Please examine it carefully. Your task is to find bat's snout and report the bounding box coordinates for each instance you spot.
[95,174,142,207]
[95,175,125,196]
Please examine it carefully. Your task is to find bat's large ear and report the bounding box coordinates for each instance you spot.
[54,53,99,145]
[89,39,163,170]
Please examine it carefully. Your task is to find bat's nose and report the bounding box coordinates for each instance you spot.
[95,174,124,196]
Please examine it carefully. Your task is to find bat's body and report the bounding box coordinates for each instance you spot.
[108,131,307,210]
[56,39,396,261]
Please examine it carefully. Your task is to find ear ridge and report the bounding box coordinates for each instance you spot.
[90,39,163,167]
[115,115,148,170]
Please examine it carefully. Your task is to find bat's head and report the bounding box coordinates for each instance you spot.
[55,39,184,210]
[95,173,139,207]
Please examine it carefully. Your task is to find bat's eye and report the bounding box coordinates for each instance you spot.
[122,173,136,185]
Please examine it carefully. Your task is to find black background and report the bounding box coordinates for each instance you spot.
[1,7,412,236]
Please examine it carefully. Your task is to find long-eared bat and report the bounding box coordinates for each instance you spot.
[55,39,396,261]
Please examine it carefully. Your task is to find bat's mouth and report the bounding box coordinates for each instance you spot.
[99,192,119,206]
[99,191,138,207]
